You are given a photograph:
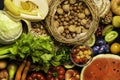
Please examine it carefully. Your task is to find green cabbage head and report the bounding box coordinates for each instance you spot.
[0,11,22,44]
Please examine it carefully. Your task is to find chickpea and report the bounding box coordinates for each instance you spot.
[57,8,64,14]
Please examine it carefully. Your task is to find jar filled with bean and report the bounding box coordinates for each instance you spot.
[54,0,92,39]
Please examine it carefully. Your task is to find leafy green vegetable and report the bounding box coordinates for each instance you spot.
[0,10,22,44]
[53,46,71,65]
[0,33,72,73]
[0,33,55,72]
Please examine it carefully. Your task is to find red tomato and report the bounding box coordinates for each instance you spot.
[47,66,65,80]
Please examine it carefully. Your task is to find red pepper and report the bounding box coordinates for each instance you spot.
[47,66,65,80]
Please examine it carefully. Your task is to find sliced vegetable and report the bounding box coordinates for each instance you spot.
[4,0,49,22]
[85,34,96,47]
[64,61,75,69]
[102,24,114,36]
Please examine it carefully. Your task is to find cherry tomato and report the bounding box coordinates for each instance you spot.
[27,72,46,80]
[47,66,65,80]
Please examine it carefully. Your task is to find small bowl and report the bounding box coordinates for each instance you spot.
[70,44,93,67]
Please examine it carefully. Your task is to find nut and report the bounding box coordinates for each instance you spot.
[57,8,64,14]
[81,19,87,26]
[78,13,86,19]
[68,25,76,32]
[76,27,82,33]
[69,0,76,4]
[84,8,90,16]
[54,21,59,27]
[57,26,64,33]
[62,4,70,12]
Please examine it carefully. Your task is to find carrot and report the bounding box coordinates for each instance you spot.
[21,61,31,80]
[15,60,26,80]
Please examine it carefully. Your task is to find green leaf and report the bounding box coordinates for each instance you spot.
[41,54,53,62]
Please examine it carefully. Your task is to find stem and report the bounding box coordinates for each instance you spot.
[0,48,10,55]
[52,72,58,77]
[0,54,10,59]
